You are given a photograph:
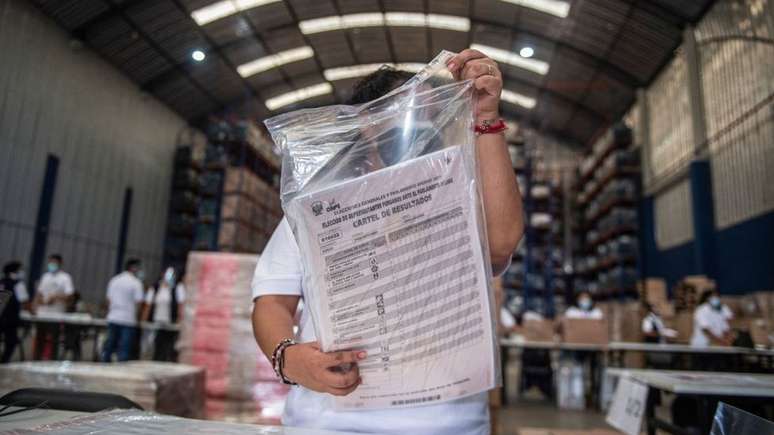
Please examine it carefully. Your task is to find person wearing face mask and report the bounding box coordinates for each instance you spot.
[32,254,74,360]
[1,261,31,363]
[101,258,145,362]
[565,291,603,319]
[690,289,734,348]
[141,267,186,361]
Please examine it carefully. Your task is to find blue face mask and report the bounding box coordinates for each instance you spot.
[47,262,59,273]
[136,270,146,281]
[709,296,721,310]
[579,299,593,311]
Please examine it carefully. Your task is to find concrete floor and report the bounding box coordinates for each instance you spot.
[493,397,616,435]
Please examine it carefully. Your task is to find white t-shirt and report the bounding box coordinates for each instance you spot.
[106,271,144,326]
[145,283,186,324]
[565,306,603,319]
[641,312,665,335]
[36,271,74,314]
[690,303,732,347]
[252,218,490,435]
[12,281,30,304]
[500,307,516,329]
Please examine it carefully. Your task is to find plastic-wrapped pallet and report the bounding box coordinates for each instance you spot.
[178,251,289,424]
[0,361,204,418]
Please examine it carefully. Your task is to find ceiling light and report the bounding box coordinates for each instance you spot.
[324,64,385,81]
[501,89,536,109]
[471,43,549,75]
[265,83,333,110]
[426,14,471,32]
[190,0,280,26]
[237,46,314,77]
[323,62,426,81]
[395,63,425,73]
[499,0,570,18]
[384,12,427,27]
[299,13,470,34]
[519,46,534,58]
[191,50,206,62]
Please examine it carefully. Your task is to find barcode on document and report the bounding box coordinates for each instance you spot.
[391,395,441,406]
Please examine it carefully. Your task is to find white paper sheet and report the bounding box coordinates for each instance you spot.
[286,146,497,410]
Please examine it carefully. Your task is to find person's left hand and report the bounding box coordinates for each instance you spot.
[446,49,503,123]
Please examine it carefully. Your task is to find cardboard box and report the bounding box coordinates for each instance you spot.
[522,319,556,342]
[750,318,771,346]
[560,318,609,344]
[668,312,694,344]
[654,301,676,318]
[638,278,667,305]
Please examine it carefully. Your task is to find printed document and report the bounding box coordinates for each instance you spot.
[286,146,497,410]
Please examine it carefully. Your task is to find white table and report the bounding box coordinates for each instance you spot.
[500,337,607,406]
[607,341,774,371]
[0,408,353,434]
[607,369,774,435]
[18,313,180,362]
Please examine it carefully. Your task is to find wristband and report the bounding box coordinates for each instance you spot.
[474,118,507,136]
[271,338,298,385]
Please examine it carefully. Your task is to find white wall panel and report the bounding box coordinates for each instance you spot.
[655,180,694,250]
[0,0,192,302]
[645,53,694,187]
[698,0,774,230]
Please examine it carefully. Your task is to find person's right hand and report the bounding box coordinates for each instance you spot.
[282,341,366,396]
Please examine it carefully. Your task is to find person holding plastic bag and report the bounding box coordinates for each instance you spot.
[251,50,523,434]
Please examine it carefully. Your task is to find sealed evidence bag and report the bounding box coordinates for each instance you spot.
[265,51,501,410]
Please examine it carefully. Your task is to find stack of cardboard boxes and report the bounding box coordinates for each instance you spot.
[219,168,283,253]
[178,252,289,424]
[640,276,772,347]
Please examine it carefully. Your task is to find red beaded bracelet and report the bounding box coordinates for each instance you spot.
[474,118,507,136]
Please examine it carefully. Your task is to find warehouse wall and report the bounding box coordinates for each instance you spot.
[640,0,774,295]
[0,0,190,302]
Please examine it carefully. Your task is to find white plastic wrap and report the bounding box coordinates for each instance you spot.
[710,402,774,435]
[3,409,348,435]
[265,51,500,410]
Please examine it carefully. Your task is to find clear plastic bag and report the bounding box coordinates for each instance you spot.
[710,402,774,435]
[265,51,500,409]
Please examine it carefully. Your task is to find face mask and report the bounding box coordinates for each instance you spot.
[47,262,59,273]
[163,268,175,285]
[136,270,146,281]
[709,296,721,309]
[579,299,592,311]
[12,270,25,281]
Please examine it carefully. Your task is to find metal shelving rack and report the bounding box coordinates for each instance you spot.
[571,123,641,301]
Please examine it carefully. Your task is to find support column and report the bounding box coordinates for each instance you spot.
[684,25,717,277]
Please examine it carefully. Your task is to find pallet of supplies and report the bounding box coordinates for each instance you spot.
[178,251,289,424]
[0,361,204,418]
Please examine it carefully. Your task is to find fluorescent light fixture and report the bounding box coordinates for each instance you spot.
[395,63,425,73]
[426,14,470,32]
[237,46,315,77]
[323,62,427,81]
[299,13,470,34]
[265,83,333,110]
[190,0,280,26]
[324,64,385,81]
[385,12,427,27]
[191,50,206,61]
[519,46,534,58]
[499,0,570,18]
[501,89,536,109]
[471,43,549,75]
